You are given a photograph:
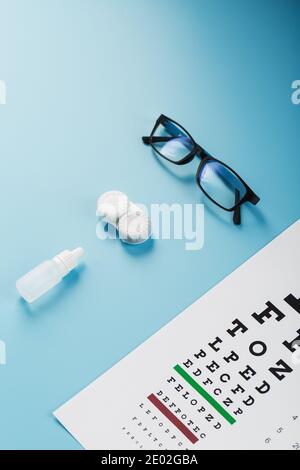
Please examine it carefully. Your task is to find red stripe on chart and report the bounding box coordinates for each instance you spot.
[147,393,198,445]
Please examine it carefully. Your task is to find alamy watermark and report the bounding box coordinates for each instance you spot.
[0,340,6,365]
[96,203,205,251]
[0,80,6,104]
[291,80,300,105]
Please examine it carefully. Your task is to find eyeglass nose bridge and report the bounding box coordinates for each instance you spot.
[193,144,208,159]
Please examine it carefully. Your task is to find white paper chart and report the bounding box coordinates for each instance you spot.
[54,220,300,450]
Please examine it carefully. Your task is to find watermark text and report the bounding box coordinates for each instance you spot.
[291,80,300,105]
[0,80,6,104]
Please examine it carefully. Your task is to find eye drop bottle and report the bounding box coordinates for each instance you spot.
[16,247,84,303]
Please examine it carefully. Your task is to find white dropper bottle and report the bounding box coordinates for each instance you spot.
[16,247,84,303]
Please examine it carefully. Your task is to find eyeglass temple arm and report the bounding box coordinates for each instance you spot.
[233,188,260,224]
[142,136,176,144]
[233,189,241,225]
[248,192,260,205]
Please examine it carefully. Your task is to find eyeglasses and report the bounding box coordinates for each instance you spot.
[142,114,260,225]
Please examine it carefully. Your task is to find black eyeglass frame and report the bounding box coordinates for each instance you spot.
[142,114,260,223]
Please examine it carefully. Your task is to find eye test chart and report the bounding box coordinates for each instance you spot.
[54,220,300,450]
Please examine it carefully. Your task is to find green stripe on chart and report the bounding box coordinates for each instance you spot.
[174,364,236,425]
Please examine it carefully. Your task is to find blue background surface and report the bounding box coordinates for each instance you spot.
[0,0,299,449]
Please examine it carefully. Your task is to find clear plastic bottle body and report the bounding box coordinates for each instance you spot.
[16,260,62,303]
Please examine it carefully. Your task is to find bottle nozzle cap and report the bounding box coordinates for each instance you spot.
[53,247,85,276]
[71,247,85,260]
